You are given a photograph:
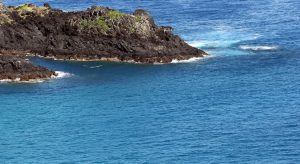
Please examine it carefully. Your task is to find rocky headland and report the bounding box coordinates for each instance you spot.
[0,3,207,81]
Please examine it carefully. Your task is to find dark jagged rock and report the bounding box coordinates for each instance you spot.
[0,3,207,64]
[0,54,56,82]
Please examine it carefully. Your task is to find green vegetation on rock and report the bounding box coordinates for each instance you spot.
[106,10,126,20]
[13,4,49,17]
[79,10,128,33]
[135,16,143,23]
[79,17,110,33]
[15,4,34,12]
[78,8,149,35]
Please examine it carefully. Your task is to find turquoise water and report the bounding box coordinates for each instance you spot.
[1,0,300,163]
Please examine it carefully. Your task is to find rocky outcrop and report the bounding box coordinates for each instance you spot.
[0,4,207,64]
[0,54,56,82]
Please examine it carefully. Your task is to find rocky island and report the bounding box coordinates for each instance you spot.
[0,3,207,82]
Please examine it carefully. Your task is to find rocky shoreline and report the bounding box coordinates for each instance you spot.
[0,3,208,81]
[0,54,56,82]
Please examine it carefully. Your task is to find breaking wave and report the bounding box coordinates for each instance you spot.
[54,71,73,79]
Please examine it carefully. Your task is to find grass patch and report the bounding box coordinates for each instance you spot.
[15,4,48,12]
[15,4,34,12]
[106,10,126,20]
[79,17,110,33]
[13,4,49,17]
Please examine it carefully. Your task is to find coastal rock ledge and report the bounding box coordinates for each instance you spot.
[0,55,56,82]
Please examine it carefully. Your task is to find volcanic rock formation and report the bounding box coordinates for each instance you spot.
[0,3,207,63]
[0,3,207,81]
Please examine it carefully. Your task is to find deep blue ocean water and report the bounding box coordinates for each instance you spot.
[1,0,300,163]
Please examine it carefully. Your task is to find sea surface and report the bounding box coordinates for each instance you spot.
[1,0,300,163]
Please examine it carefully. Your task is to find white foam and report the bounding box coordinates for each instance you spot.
[53,71,73,79]
[188,40,203,48]
[0,71,73,84]
[0,78,21,83]
[171,57,204,64]
[187,39,246,49]
[0,78,45,83]
[187,40,239,49]
[21,79,45,83]
[239,45,278,51]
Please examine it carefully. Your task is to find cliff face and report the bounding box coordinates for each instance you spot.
[0,4,207,64]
